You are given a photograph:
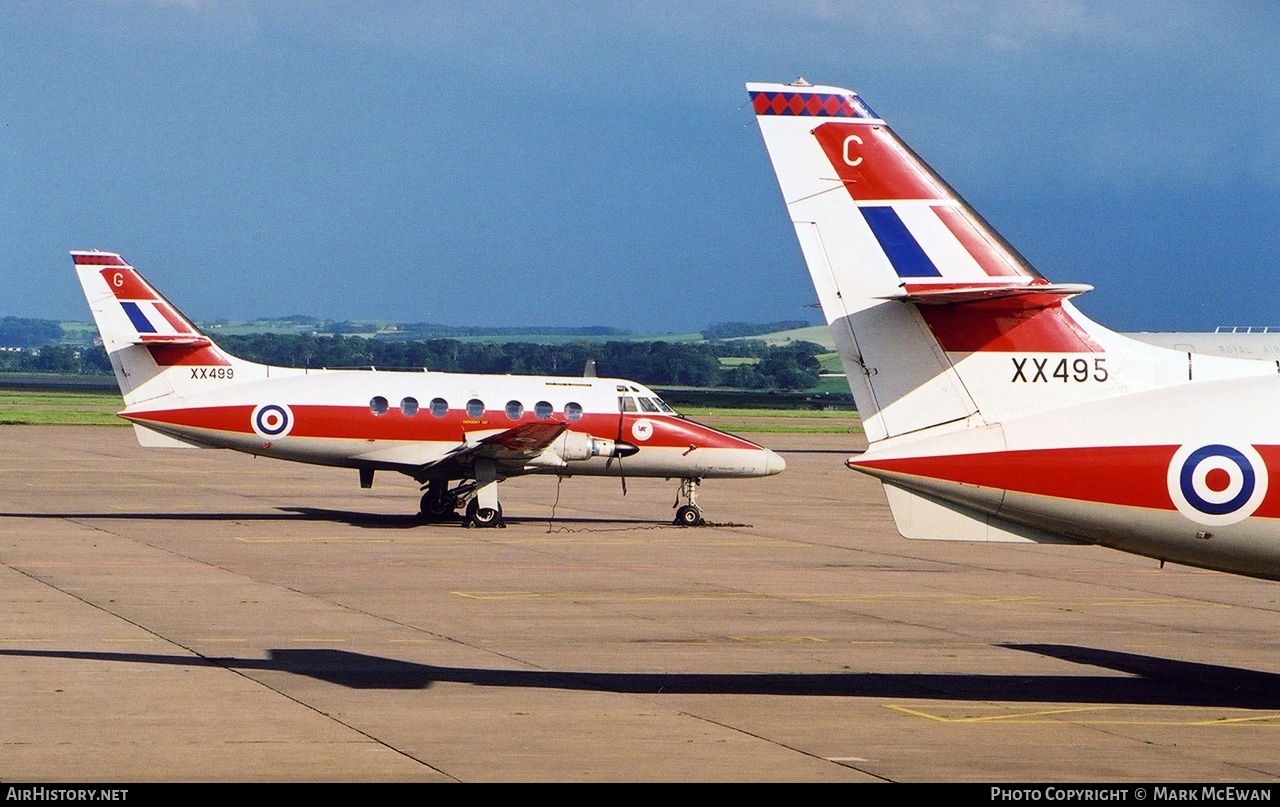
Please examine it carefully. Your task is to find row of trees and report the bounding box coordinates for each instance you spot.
[217,334,825,390]
[0,344,109,374]
[0,335,825,390]
[700,320,811,341]
[0,318,63,348]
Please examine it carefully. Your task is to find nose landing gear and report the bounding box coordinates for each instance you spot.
[673,477,704,526]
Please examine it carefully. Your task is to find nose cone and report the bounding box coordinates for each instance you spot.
[763,448,786,475]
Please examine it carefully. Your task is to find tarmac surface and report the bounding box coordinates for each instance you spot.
[4,425,1280,782]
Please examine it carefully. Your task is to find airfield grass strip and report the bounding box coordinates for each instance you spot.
[0,389,126,426]
[677,406,855,419]
[693,421,862,434]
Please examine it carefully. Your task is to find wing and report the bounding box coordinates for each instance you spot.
[469,421,569,460]
[349,421,568,477]
[411,420,571,479]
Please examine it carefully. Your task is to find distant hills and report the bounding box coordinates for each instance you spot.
[3,317,825,348]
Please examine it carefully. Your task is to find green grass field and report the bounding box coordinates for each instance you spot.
[679,406,862,434]
[0,389,126,426]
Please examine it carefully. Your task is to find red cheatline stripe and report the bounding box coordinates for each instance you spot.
[852,445,1280,518]
[123,405,763,449]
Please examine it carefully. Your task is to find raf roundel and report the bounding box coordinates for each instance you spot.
[1166,443,1268,527]
[252,403,294,439]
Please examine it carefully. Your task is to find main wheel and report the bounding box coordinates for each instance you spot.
[419,491,458,519]
[465,498,504,528]
[674,504,703,526]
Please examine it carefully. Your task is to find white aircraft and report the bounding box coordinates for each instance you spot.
[74,252,785,527]
[1126,329,1280,360]
[749,79,1280,580]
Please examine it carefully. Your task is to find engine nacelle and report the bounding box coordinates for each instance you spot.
[555,430,618,462]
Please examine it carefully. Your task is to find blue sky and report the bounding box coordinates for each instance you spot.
[5,1,1280,332]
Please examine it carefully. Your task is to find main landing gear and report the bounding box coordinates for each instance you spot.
[419,479,461,520]
[418,459,506,528]
[465,498,503,528]
[673,477,704,526]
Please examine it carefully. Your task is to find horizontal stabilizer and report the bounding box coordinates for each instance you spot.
[884,282,1093,307]
[138,335,213,347]
[882,482,1079,544]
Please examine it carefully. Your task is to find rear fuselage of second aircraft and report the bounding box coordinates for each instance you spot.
[849,373,1280,580]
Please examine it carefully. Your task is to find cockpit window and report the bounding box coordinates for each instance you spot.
[637,397,660,413]
[653,397,675,413]
[618,396,638,413]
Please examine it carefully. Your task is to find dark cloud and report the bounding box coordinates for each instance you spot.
[5,2,1280,331]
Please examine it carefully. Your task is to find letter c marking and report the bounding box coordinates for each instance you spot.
[843,135,863,167]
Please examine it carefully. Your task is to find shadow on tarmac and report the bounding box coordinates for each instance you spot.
[3,645,1279,709]
[0,508,664,529]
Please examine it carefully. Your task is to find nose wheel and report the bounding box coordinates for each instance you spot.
[673,477,704,526]
[675,504,703,526]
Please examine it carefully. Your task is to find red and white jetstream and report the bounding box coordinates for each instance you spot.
[74,252,784,527]
[749,79,1280,580]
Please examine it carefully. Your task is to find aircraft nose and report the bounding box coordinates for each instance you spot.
[763,448,786,475]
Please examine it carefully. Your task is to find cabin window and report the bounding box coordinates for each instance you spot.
[370,396,389,416]
[535,401,554,419]
[565,402,583,421]
[430,397,448,417]
[466,398,485,418]
[400,397,419,416]
[505,400,524,420]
